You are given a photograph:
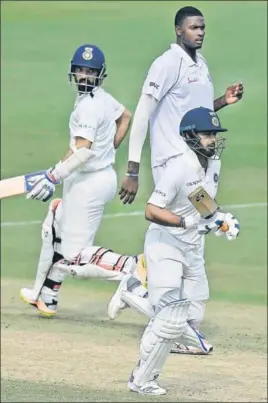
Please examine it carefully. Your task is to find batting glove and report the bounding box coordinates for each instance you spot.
[179,212,224,234]
[215,212,240,241]
[26,168,60,202]
[197,211,226,235]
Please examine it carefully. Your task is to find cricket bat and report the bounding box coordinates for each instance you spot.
[0,170,47,199]
[188,186,229,232]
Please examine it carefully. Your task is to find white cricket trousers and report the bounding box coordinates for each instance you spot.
[60,165,117,261]
[144,227,209,310]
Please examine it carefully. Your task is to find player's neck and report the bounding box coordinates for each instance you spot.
[197,154,208,172]
[177,41,197,63]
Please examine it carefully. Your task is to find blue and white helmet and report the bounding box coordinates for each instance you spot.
[69,44,107,93]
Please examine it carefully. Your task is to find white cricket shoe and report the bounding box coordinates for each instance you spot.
[128,380,166,396]
[170,341,213,355]
[20,288,37,306]
[107,274,131,319]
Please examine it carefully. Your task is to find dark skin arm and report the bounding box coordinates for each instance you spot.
[214,82,244,112]
[119,161,139,204]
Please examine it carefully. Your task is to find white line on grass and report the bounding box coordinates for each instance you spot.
[1,202,267,228]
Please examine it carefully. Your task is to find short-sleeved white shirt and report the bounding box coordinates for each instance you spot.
[69,87,125,172]
[142,44,214,168]
[147,149,208,245]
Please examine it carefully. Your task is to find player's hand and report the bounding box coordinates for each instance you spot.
[26,168,58,202]
[119,175,139,204]
[215,212,240,241]
[224,82,244,105]
[197,211,226,235]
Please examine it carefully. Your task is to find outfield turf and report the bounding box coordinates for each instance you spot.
[1,1,267,402]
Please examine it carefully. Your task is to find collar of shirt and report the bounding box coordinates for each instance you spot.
[170,43,201,67]
[75,87,103,105]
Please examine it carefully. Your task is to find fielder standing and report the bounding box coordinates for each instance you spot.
[114,6,244,353]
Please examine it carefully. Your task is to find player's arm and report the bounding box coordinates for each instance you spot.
[145,167,190,228]
[114,108,132,149]
[214,82,244,112]
[119,57,178,204]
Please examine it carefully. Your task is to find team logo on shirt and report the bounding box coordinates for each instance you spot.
[82,47,93,60]
[214,173,219,183]
[188,77,198,84]
[149,82,159,90]
[186,179,202,186]
[154,189,166,197]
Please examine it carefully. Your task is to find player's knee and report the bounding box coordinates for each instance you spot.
[152,289,190,340]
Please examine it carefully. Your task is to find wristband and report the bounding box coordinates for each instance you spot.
[126,173,139,177]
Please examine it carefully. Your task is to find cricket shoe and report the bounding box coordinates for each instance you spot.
[128,381,166,396]
[170,340,213,355]
[107,273,131,319]
[20,288,57,318]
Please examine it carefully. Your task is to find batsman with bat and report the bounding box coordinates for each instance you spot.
[118,106,240,396]
[19,43,132,313]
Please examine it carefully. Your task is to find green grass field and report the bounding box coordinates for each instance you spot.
[1,1,267,402]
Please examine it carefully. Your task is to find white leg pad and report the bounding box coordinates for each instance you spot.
[122,291,154,318]
[55,261,125,281]
[178,323,211,353]
[32,200,60,300]
[132,290,190,386]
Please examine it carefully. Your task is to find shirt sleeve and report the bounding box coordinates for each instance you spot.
[147,162,182,208]
[141,55,178,101]
[204,159,221,199]
[75,101,100,142]
[128,94,158,162]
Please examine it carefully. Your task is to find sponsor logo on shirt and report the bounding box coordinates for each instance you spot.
[186,179,202,186]
[188,77,199,84]
[149,82,159,90]
[154,189,166,197]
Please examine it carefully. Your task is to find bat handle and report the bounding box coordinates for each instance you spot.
[221,222,229,232]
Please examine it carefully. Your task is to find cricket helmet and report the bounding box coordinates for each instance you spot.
[69,44,107,93]
[180,107,227,159]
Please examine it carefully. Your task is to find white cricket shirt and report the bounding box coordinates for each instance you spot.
[69,87,125,172]
[142,43,214,167]
[147,149,207,245]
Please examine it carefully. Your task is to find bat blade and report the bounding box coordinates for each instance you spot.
[0,170,46,199]
[188,186,219,219]
[188,186,229,232]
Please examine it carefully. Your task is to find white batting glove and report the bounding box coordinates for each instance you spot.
[26,168,60,202]
[180,213,224,234]
[215,212,240,241]
[197,210,226,235]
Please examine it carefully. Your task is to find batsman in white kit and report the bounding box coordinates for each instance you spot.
[113,5,244,354]
[20,43,133,314]
[124,107,240,396]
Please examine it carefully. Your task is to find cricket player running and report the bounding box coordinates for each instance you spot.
[113,6,244,354]
[20,44,132,314]
[124,107,240,396]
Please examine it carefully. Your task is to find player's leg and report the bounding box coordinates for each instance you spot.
[20,198,63,313]
[108,253,148,319]
[128,229,190,395]
[25,168,117,316]
[172,242,212,354]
